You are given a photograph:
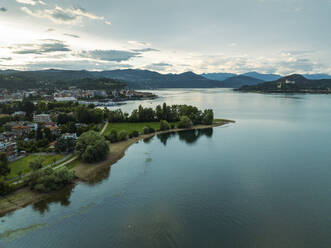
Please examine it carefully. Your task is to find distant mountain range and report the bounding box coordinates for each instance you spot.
[201,71,331,82]
[238,74,331,93]
[0,69,330,89]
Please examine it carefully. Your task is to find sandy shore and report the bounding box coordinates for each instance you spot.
[0,120,234,217]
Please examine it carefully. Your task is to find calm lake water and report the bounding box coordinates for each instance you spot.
[1,89,331,248]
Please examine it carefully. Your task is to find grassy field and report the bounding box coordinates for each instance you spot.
[103,122,175,136]
[6,154,66,179]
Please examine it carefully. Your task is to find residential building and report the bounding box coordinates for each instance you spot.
[62,133,78,140]
[33,114,51,123]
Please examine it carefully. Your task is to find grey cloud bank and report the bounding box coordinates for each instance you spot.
[0,0,330,74]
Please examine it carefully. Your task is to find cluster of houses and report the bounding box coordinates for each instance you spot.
[54,88,108,99]
[0,113,79,161]
[0,88,157,104]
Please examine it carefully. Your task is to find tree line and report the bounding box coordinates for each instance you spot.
[106,103,214,125]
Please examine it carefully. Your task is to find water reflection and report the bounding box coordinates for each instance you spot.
[84,166,112,186]
[157,128,213,146]
[32,185,74,215]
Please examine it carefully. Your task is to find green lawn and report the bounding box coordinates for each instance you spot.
[6,154,66,179]
[103,122,174,136]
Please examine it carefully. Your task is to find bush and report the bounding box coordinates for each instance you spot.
[29,157,44,171]
[106,129,118,143]
[0,152,10,177]
[118,130,128,141]
[142,126,155,134]
[0,180,12,196]
[130,130,139,138]
[75,131,109,163]
[177,116,193,129]
[27,167,75,193]
[160,120,170,131]
[170,124,175,129]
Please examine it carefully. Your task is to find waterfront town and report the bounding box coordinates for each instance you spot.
[0,87,157,163]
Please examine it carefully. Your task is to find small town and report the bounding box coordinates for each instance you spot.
[0,87,157,184]
[0,87,157,103]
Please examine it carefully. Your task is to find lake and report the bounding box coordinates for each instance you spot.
[1,89,331,248]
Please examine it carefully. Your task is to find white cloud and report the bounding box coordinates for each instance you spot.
[16,0,45,6]
[21,5,111,25]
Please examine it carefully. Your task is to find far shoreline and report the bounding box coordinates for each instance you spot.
[0,119,235,217]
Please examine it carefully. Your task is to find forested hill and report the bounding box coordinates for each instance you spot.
[0,73,126,90]
[0,69,227,89]
[238,74,331,93]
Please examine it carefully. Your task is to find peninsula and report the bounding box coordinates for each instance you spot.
[237,74,331,94]
[0,103,234,216]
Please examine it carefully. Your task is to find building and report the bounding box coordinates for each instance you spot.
[33,114,51,123]
[45,122,59,135]
[0,133,18,160]
[0,141,18,160]
[54,97,77,102]
[11,125,31,137]
[62,133,78,140]
[285,80,295,84]
[12,111,26,117]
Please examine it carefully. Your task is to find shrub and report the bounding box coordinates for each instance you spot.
[0,180,12,196]
[118,130,128,141]
[27,167,75,193]
[170,124,175,129]
[160,120,170,131]
[130,130,139,138]
[177,116,193,129]
[142,126,151,134]
[0,152,10,177]
[142,126,155,134]
[106,129,118,143]
[29,157,44,171]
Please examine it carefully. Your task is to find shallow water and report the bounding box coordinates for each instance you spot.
[1,89,331,248]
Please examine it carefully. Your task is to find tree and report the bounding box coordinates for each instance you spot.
[0,152,10,177]
[27,167,75,193]
[36,124,43,140]
[44,127,53,141]
[160,120,170,131]
[55,137,76,153]
[155,105,163,121]
[178,116,193,128]
[57,113,76,125]
[202,109,214,125]
[75,131,109,163]
[36,101,47,113]
[29,157,44,171]
[22,100,35,115]
[118,130,128,141]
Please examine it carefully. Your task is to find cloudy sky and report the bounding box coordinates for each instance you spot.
[0,0,330,75]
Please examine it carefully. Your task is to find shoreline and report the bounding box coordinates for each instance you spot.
[0,119,234,217]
